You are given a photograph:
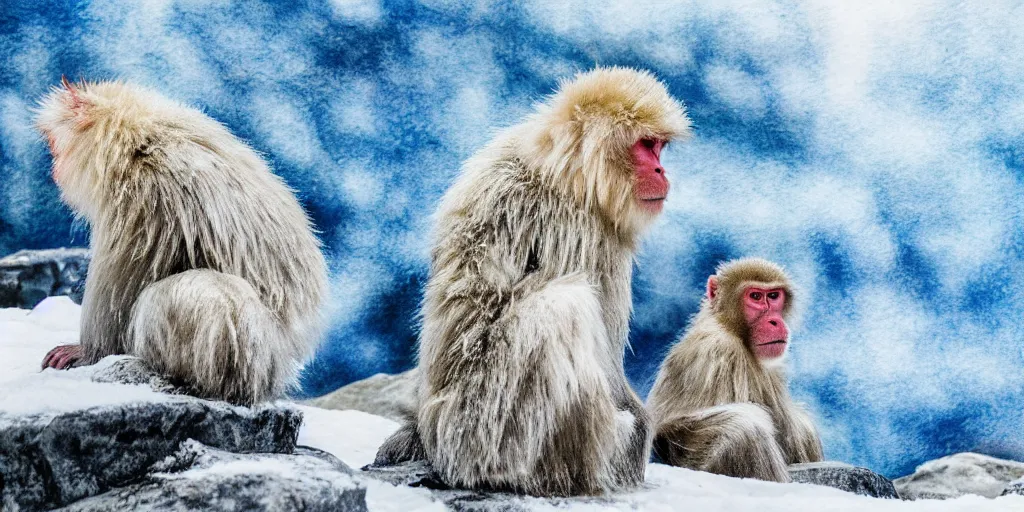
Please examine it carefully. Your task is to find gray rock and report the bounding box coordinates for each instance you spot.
[362,460,624,512]
[0,397,302,511]
[91,356,185,395]
[893,452,1024,500]
[0,248,90,309]
[57,440,367,512]
[789,461,899,499]
[1003,477,1024,496]
[305,369,417,422]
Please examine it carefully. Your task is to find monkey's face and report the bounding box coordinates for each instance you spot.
[36,78,86,187]
[741,286,789,360]
[630,138,670,214]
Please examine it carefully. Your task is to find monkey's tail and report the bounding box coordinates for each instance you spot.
[128,269,300,406]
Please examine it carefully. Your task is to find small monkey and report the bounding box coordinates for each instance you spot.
[646,258,823,482]
[36,79,327,406]
[375,67,691,496]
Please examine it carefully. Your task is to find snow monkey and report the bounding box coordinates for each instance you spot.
[646,258,823,482]
[374,67,691,496]
[36,78,327,406]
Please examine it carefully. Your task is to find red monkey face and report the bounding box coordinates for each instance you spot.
[631,138,670,213]
[743,287,789,360]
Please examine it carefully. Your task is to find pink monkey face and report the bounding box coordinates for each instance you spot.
[742,287,789,360]
[630,138,670,213]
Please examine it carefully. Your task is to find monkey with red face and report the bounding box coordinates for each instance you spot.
[646,258,823,482]
[373,67,691,496]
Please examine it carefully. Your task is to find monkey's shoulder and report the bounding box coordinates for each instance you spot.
[439,155,588,237]
[672,320,746,361]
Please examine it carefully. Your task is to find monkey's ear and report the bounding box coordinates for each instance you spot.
[706,275,719,301]
[60,76,86,112]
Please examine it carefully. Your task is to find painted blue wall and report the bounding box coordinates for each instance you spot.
[2,1,1022,478]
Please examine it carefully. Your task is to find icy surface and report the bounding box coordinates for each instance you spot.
[3,301,1022,510]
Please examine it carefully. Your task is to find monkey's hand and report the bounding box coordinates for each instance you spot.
[42,344,83,370]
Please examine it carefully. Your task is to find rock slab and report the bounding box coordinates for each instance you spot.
[304,369,418,422]
[0,398,302,511]
[789,461,900,499]
[363,460,542,512]
[894,452,1024,500]
[0,248,89,309]
[57,441,366,512]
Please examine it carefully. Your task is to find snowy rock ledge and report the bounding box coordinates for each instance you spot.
[0,248,90,309]
[59,442,365,511]
[894,452,1024,500]
[789,461,900,498]
[0,355,325,511]
[3,298,1024,511]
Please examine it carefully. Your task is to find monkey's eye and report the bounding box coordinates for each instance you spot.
[749,292,763,301]
[641,138,656,150]
[767,291,780,300]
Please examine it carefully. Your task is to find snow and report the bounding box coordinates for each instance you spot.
[296,405,400,469]
[1,299,1023,510]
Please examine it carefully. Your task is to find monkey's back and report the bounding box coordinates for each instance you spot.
[84,119,327,362]
[415,137,635,495]
[419,137,629,383]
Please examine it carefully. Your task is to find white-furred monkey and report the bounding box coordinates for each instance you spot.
[373,67,691,496]
[646,258,823,482]
[36,79,327,406]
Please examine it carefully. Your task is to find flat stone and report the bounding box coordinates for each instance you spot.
[362,460,622,512]
[304,369,417,422]
[56,441,366,512]
[91,357,184,395]
[0,397,302,510]
[893,452,1024,500]
[789,461,900,499]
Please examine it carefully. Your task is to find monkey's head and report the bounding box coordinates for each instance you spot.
[706,258,795,362]
[525,67,691,238]
[36,78,211,219]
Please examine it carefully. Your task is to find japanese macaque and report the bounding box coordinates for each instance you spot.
[36,78,327,406]
[373,67,691,496]
[646,258,823,482]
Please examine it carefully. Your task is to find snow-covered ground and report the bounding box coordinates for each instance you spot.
[1,297,1021,511]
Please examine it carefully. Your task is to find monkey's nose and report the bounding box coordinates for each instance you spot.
[769,320,778,326]
[654,167,663,174]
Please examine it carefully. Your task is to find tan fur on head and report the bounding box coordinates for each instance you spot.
[710,257,795,340]
[520,66,691,239]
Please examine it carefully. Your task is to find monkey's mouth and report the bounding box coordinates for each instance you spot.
[758,339,787,346]
[640,197,666,202]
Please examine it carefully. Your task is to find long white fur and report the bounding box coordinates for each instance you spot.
[36,80,327,405]
[397,67,691,496]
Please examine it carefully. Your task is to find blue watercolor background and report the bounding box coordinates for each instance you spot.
[2,1,1023,478]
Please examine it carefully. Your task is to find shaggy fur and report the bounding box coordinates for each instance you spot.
[646,258,823,482]
[36,80,327,406]
[374,67,691,496]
